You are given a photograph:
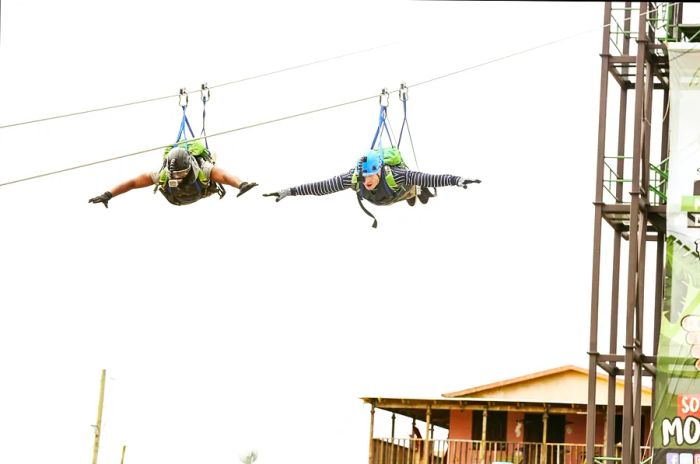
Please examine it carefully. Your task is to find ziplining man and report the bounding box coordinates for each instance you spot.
[89,140,257,207]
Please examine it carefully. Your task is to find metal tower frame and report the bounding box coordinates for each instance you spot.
[587,3,685,464]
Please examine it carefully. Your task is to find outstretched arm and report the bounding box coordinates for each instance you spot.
[392,168,481,188]
[111,173,155,196]
[210,166,243,188]
[210,166,257,197]
[88,173,155,208]
[264,170,354,202]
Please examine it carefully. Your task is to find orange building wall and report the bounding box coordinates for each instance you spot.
[565,414,587,444]
[449,410,610,445]
[595,413,606,444]
[449,410,472,440]
[508,412,524,442]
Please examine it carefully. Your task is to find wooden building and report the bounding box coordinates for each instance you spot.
[362,366,652,464]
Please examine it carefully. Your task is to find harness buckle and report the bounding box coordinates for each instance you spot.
[179,88,189,108]
[200,83,210,103]
[379,88,390,108]
[399,82,408,102]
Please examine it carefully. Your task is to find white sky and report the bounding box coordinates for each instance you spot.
[0,1,674,464]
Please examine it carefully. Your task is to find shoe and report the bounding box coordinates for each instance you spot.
[418,186,434,204]
[407,196,416,206]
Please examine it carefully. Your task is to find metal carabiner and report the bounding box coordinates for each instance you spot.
[399,82,408,102]
[379,88,390,108]
[179,88,189,108]
[200,83,210,104]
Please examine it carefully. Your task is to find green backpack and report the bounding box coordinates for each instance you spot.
[163,139,211,159]
[379,147,406,168]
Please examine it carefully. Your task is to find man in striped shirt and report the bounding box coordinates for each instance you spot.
[263,149,480,207]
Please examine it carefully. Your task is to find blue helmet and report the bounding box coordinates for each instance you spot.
[360,150,383,176]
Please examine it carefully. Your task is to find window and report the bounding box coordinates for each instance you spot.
[471,411,508,442]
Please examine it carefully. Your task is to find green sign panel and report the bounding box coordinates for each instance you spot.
[654,45,700,464]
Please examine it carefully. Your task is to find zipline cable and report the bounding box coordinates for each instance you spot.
[411,2,678,88]
[0,2,679,188]
[0,43,393,130]
[0,94,378,187]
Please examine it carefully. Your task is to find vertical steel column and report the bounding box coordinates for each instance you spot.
[606,228,623,457]
[621,4,649,464]
[607,4,633,456]
[588,5,613,464]
[633,51,655,464]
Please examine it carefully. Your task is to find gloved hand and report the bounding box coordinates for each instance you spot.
[237,181,258,198]
[88,191,113,208]
[263,188,291,202]
[456,178,481,189]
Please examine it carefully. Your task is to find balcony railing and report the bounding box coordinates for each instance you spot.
[602,156,668,205]
[370,438,651,464]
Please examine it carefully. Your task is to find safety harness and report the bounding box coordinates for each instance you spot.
[353,87,415,228]
[154,87,226,205]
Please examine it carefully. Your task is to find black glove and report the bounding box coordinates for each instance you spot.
[456,178,481,189]
[237,181,258,198]
[263,188,291,202]
[88,191,113,208]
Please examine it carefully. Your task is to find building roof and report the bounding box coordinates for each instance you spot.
[361,395,605,429]
[361,365,652,428]
[442,365,652,405]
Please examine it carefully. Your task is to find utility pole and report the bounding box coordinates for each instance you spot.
[91,369,106,464]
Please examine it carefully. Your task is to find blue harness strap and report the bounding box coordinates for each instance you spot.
[174,106,196,145]
[167,100,201,195]
[370,105,393,150]
[357,89,395,228]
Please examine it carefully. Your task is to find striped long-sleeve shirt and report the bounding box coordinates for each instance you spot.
[289,167,461,196]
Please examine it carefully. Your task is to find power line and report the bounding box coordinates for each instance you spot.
[0,43,392,130]
[411,27,602,88]
[207,43,392,90]
[413,2,679,88]
[0,2,680,189]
